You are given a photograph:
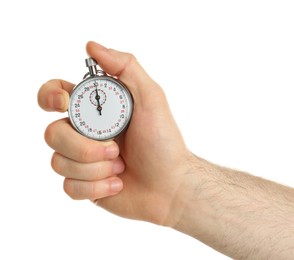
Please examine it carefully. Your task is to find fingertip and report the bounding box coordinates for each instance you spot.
[86,41,108,53]
[109,177,123,194]
[104,141,120,160]
[112,157,125,174]
[85,41,124,77]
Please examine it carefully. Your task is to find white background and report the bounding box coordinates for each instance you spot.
[0,1,293,259]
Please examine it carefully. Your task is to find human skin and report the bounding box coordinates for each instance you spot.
[38,41,294,259]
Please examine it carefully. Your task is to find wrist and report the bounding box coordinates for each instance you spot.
[163,154,227,242]
[163,153,211,229]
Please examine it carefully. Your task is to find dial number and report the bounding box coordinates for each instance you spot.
[69,76,132,140]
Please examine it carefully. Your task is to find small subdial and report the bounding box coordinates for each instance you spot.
[89,89,107,106]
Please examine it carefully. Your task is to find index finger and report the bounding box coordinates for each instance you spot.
[37,79,74,112]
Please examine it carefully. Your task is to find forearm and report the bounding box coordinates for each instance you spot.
[171,155,294,259]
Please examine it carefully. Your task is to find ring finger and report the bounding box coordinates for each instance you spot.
[51,152,125,181]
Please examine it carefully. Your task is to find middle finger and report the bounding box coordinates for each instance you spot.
[45,118,119,163]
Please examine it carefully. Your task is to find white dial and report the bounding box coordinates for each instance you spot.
[68,75,133,141]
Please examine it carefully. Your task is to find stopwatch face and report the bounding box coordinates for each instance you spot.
[68,76,133,141]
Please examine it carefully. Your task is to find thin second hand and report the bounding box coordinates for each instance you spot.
[95,88,102,115]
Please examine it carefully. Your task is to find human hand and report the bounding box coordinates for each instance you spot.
[38,41,194,226]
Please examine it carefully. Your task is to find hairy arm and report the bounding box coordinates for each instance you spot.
[170,155,294,259]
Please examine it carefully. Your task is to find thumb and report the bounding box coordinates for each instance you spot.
[86,41,164,106]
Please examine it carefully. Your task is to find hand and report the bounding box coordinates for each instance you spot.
[38,41,294,258]
[38,41,194,226]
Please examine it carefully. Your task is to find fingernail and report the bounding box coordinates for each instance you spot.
[110,178,123,193]
[105,143,119,159]
[53,93,65,110]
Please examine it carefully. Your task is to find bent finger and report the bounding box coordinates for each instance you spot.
[45,118,119,163]
[38,79,74,112]
[63,177,123,200]
[51,152,125,181]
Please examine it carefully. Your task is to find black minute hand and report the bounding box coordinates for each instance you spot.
[95,89,102,116]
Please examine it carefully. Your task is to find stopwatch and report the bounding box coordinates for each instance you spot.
[68,58,133,141]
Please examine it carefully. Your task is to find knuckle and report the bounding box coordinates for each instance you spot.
[51,153,63,174]
[79,146,93,162]
[38,80,55,111]
[44,121,57,147]
[88,181,108,200]
[91,164,103,180]
[63,179,76,199]
[63,179,109,200]
[79,145,100,163]
[89,182,98,200]
[114,51,138,77]
[125,53,137,68]
[127,52,136,62]
[37,85,45,108]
